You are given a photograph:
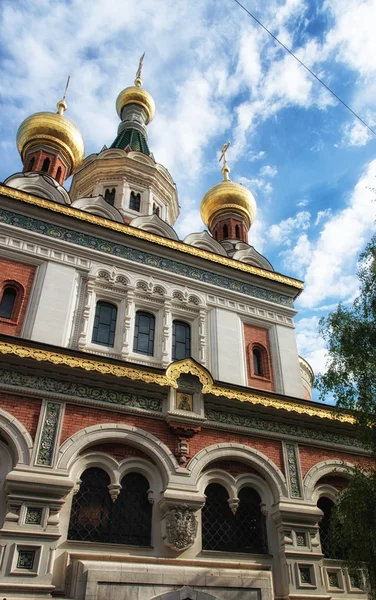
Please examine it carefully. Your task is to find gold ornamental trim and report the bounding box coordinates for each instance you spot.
[0,185,304,292]
[0,341,353,423]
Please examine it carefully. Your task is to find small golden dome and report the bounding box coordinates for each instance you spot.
[200,179,257,230]
[16,103,84,175]
[115,85,155,124]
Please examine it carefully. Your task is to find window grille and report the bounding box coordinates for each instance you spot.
[172,320,191,360]
[130,191,141,211]
[0,287,17,319]
[104,188,116,206]
[68,469,152,546]
[41,157,50,172]
[253,349,262,376]
[202,483,268,554]
[133,311,155,355]
[68,467,112,542]
[318,496,345,559]
[92,301,117,347]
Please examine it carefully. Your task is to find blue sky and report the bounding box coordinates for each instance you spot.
[0,0,375,386]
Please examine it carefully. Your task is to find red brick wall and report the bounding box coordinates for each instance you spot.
[244,324,274,391]
[0,393,41,440]
[212,217,248,243]
[23,147,68,183]
[81,442,153,462]
[299,445,373,477]
[0,258,36,336]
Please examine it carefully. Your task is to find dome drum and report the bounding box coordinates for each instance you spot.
[200,181,257,231]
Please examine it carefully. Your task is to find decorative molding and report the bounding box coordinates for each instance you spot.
[163,505,198,552]
[0,368,162,412]
[0,207,293,307]
[0,345,354,422]
[0,184,303,292]
[204,407,362,448]
[36,402,62,466]
[284,442,303,498]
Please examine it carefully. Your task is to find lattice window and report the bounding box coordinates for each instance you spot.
[172,320,191,361]
[92,301,117,347]
[68,467,112,542]
[130,191,141,211]
[202,483,268,554]
[111,473,152,546]
[0,286,17,319]
[318,496,345,559]
[133,311,155,355]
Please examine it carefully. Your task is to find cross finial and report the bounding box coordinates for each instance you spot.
[135,52,145,87]
[219,141,231,181]
[57,75,70,115]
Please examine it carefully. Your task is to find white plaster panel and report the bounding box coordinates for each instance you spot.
[274,325,304,398]
[211,308,244,385]
[30,262,79,346]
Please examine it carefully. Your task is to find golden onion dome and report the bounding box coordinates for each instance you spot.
[115,83,155,124]
[200,153,257,230]
[16,99,85,175]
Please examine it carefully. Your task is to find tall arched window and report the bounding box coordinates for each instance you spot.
[202,483,268,554]
[92,301,117,347]
[318,496,345,559]
[28,157,35,171]
[41,157,50,172]
[56,166,62,181]
[253,348,262,376]
[133,311,155,355]
[111,473,152,546]
[104,188,116,205]
[0,286,17,319]
[235,224,240,238]
[172,320,191,360]
[202,483,233,551]
[223,224,229,239]
[68,467,112,542]
[130,191,141,211]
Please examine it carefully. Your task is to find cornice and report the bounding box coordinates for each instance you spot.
[0,340,353,424]
[0,184,303,294]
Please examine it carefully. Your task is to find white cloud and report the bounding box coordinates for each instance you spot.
[249,151,265,162]
[314,208,331,226]
[297,198,309,207]
[269,211,311,244]
[295,316,328,375]
[280,233,311,277]
[337,120,371,148]
[259,165,277,178]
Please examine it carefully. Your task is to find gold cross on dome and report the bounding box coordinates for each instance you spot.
[219,141,231,180]
[135,52,145,87]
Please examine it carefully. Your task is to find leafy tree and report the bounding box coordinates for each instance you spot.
[317,233,376,594]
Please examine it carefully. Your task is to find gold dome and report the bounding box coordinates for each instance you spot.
[200,179,257,230]
[16,102,85,175]
[115,85,155,124]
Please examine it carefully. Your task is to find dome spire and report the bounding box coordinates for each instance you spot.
[134,52,145,88]
[57,75,70,115]
[219,141,231,181]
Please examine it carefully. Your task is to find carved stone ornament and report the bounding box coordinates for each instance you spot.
[164,505,198,552]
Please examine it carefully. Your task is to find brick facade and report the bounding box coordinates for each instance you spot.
[0,393,41,440]
[23,146,68,183]
[0,258,36,336]
[243,323,274,391]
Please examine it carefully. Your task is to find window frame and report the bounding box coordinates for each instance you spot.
[172,319,191,361]
[133,310,156,356]
[91,300,118,348]
[0,282,24,323]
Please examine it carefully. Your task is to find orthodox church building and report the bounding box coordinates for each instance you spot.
[0,59,369,600]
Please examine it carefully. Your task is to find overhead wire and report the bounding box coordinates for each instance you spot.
[233,0,376,138]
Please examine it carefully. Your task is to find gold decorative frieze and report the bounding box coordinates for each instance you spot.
[0,341,353,423]
[0,185,303,291]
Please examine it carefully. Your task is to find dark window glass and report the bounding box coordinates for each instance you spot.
[41,157,50,172]
[253,349,262,376]
[28,157,35,171]
[130,191,141,211]
[92,301,117,347]
[235,224,240,238]
[56,166,62,181]
[68,467,112,542]
[318,496,345,559]
[111,473,152,546]
[133,311,155,355]
[0,287,17,319]
[104,188,116,206]
[223,224,229,239]
[172,320,191,360]
[202,484,268,554]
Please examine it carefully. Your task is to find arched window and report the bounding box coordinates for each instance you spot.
[92,301,117,347]
[202,483,233,551]
[56,166,62,181]
[111,473,152,546]
[223,224,229,239]
[253,348,262,376]
[235,224,240,238]
[202,483,268,554]
[0,286,17,319]
[152,203,160,216]
[318,496,345,559]
[104,188,116,206]
[68,467,112,542]
[130,191,141,211]
[41,157,50,172]
[172,320,191,360]
[28,156,35,171]
[133,311,155,355]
